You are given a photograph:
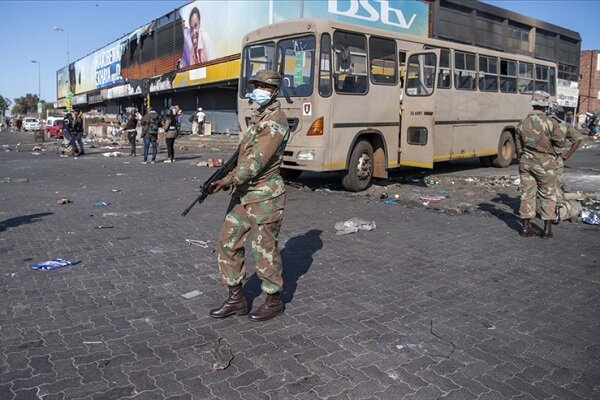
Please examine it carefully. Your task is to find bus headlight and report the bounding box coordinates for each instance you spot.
[297,150,315,161]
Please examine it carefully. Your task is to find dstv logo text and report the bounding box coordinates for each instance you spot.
[328,0,418,30]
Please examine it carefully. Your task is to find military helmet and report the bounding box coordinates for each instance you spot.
[531,90,550,107]
[249,70,282,89]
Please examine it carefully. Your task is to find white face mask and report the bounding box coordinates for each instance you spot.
[246,88,273,105]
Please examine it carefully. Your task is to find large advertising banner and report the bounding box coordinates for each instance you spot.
[61,38,127,97]
[179,0,270,69]
[94,41,126,89]
[301,0,429,37]
[56,66,70,99]
[177,0,428,71]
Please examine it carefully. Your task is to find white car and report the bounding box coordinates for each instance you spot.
[23,117,41,131]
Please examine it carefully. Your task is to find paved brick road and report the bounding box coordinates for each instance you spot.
[1,132,598,399]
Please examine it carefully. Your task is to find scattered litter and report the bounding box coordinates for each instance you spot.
[424,177,439,186]
[95,225,113,229]
[179,145,188,151]
[382,199,398,205]
[31,258,80,271]
[196,161,209,167]
[334,218,376,235]
[411,188,421,193]
[181,289,203,299]
[116,173,126,176]
[211,338,233,370]
[482,321,495,330]
[102,152,123,157]
[31,152,41,155]
[149,247,164,254]
[32,146,42,151]
[420,195,446,206]
[92,201,111,208]
[208,158,223,167]
[464,178,475,183]
[186,239,210,248]
[57,198,72,205]
[1,177,29,183]
[581,209,600,225]
[379,193,388,200]
[111,188,121,193]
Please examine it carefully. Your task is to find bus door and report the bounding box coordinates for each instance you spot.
[399,50,439,169]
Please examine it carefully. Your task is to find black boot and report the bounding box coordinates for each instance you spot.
[519,219,539,237]
[209,284,248,318]
[248,292,284,322]
[541,220,553,239]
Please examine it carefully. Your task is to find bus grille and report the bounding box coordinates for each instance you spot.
[245,117,299,132]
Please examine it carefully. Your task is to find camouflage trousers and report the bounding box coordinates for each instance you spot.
[556,157,565,205]
[518,161,558,221]
[217,194,285,294]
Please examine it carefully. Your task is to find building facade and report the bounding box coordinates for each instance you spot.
[579,50,600,114]
[56,0,582,132]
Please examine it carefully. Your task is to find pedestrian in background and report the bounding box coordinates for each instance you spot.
[162,109,178,163]
[209,70,290,322]
[125,113,138,157]
[190,107,206,135]
[140,107,159,164]
[62,112,75,155]
[516,91,566,239]
[72,110,85,155]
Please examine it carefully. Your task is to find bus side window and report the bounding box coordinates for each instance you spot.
[333,30,367,94]
[500,59,517,93]
[518,61,534,94]
[369,36,397,85]
[319,33,332,97]
[437,49,451,89]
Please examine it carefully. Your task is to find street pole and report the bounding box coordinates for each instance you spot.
[54,27,69,65]
[31,60,41,118]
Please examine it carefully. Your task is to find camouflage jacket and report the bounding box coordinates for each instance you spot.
[222,100,289,204]
[516,110,566,165]
[556,119,583,155]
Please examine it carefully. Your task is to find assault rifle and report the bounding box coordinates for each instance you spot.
[181,148,239,216]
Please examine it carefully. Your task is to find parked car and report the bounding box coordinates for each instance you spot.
[45,119,64,138]
[23,117,41,131]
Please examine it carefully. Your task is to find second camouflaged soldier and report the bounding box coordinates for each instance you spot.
[209,70,290,322]
[516,91,567,239]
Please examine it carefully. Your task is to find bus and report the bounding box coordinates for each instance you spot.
[237,19,557,191]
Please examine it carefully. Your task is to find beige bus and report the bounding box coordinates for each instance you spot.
[237,19,557,191]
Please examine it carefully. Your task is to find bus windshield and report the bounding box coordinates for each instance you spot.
[241,35,315,98]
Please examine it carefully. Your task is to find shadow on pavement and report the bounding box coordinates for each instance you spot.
[244,229,323,308]
[477,193,527,233]
[0,212,53,233]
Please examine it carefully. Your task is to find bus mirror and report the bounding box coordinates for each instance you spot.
[334,45,351,72]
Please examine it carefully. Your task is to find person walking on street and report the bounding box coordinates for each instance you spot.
[516,91,567,239]
[62,113,75,155]
[125,113,138,157]
[190,107,206,135]
[140,108,160,164]
[163,109,178,163]
[209,70,290,322]
[72,110,85,155]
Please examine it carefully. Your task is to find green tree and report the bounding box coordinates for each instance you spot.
[0,95,9,116]
[11,94,40,115]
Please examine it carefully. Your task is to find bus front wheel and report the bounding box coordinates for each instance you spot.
[342,140,373,192]
[491,131,515,168]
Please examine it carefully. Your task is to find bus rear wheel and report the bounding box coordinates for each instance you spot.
[491,131,515,168]
[342,140,373,192]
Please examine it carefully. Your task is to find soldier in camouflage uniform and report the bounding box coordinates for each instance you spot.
[516,91,566,239]
[209,70,290,321]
